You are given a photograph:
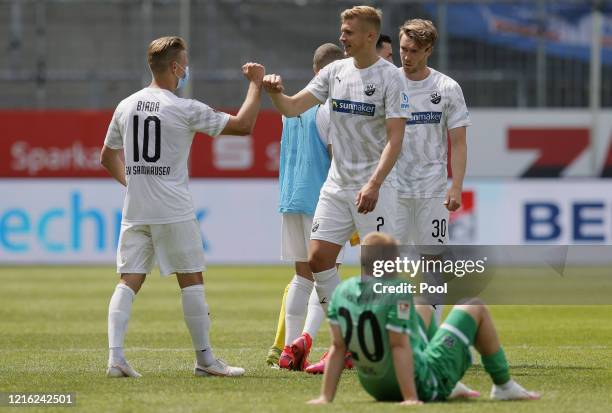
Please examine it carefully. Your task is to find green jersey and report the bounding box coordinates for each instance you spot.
[328,276,439,401]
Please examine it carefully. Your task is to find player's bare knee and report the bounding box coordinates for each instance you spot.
[295,261,314,280]
[307,247,327,273]
[455,297,488,320]
[414,303,434,329]
[457,297,485,306]
[119,274,146,294]
[308,254,324,273]
[176,272,204,289]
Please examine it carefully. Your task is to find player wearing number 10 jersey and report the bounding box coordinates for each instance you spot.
[101,36,264,378]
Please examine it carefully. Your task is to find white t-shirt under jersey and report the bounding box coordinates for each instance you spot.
[104,87,229,224]
[306,57,409,189]
[396,67,471,198]
[315,102,330,146]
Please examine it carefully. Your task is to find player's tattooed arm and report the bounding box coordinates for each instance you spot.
[100,146,126,186]
[263,74,320,117]
[307,324,346,404]
[389,331,423,405]
[221,63,265,136]
[446,126,467,212]
[356,117,405,213]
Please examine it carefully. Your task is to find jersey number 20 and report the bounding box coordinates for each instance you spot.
[133,115,161,163]
[338,307,384,362]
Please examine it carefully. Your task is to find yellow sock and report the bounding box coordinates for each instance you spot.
[272,283,290,349]
[349,231,360,246]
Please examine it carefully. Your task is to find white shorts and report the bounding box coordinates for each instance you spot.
[310,184,398,246]
[281,213,345,263]
[116,219,206,276]
[396,197,449,253]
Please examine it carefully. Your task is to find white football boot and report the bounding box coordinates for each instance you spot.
[449,381,481,399]
[194,359,245,377]
[490,379,540,400]
[106,361,142,378]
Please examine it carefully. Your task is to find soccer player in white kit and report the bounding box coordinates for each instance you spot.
[395,20,471,321]
[100,36,264,378]
[263,6,409,373]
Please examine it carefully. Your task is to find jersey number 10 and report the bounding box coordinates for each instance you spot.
[133,115,161,163]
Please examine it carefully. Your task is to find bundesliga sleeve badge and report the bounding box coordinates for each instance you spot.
[397,300,411,320]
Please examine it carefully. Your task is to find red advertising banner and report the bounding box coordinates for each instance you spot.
[3,109,611,179]
[0,110,282,178]
[1,111,112,178]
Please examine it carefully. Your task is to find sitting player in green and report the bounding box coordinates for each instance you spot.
[308,232,540,405]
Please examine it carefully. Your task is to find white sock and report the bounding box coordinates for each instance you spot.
[303,288,325,340]
[498,379,516,391]
[285,275,313,346]
[181,284,215,367]
[108,283,135,366]
[312,267,340,314]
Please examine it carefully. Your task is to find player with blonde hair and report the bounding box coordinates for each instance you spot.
[263,5,409,375]
[394,19,472,322]
[101,36,264,378]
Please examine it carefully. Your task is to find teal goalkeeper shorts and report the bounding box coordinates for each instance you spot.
[423,309,478,399]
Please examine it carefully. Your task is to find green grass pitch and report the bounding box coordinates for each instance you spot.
[1,266,611,412]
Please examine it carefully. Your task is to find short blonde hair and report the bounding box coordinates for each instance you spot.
[362,232,398,247]
[399,19,438,48]
[361,232,400,276]
[341,6,382,34]
[147,36,187,74]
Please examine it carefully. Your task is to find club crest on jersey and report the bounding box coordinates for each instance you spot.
[430,91,441,104]
[364,83,376,96]
[443,335,456,348]
[401,92,410,110]
[397,300,411,320]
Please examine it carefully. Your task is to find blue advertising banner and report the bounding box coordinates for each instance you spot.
[431,3,612,64]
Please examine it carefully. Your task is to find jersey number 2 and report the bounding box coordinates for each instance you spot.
[338,308,384,362]
[133,115,161,163]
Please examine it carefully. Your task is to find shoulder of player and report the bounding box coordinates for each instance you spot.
[325,57,352,76]
[431,69,462,92]
[378,62,405,85]
[115,88,147,111]
[177,97,225,118]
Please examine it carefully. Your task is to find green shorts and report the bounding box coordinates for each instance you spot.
[423,309,477,400]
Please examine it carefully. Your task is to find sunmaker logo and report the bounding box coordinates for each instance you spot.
[407,111,442,125]
[332,99,376,117]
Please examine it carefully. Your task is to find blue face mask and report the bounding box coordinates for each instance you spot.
[175,64,189,90]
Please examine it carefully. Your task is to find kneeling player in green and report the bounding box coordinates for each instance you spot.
[308,232,540,405]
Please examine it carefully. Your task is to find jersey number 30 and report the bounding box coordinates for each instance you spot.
[133,115,161,163]
[338,307,384,362]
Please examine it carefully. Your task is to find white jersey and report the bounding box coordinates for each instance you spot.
[306,57,409,189]
[104,87,229,224]
[396,67,471,198]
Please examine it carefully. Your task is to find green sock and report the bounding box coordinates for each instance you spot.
[482,347,510,385]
